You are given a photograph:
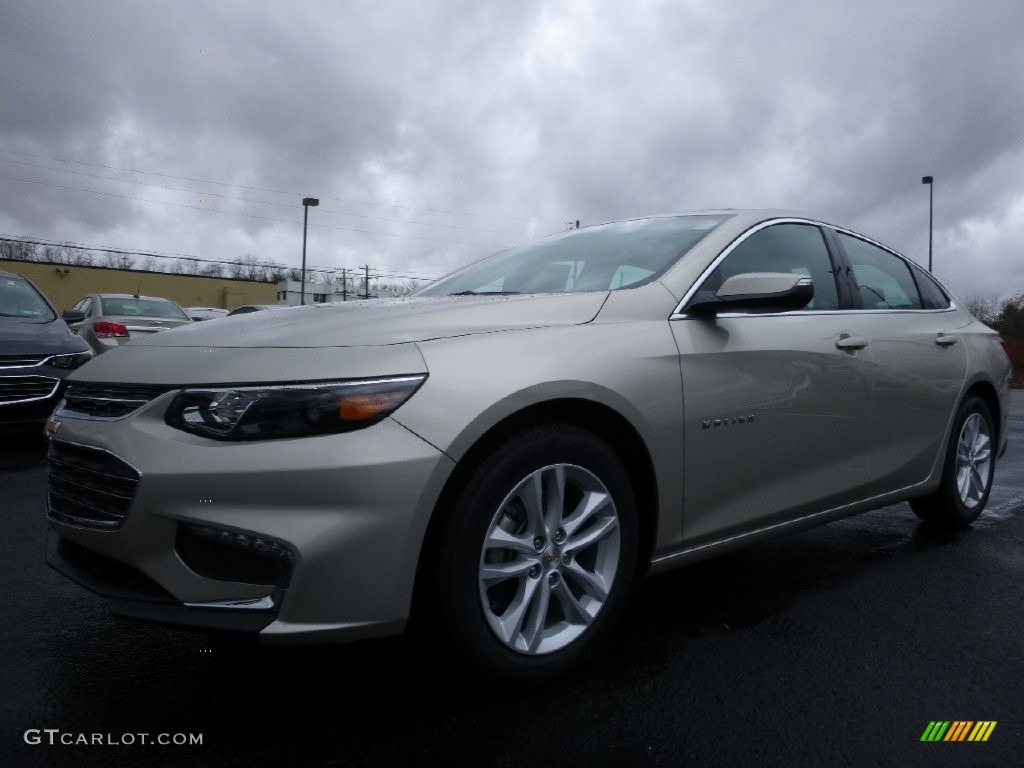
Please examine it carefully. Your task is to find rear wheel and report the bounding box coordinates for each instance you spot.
[910,395,995,529]
[437,425,637,684]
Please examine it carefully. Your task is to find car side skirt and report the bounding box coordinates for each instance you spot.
[647,478,938,575]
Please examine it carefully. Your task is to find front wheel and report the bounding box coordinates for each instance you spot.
[910,395,995,530]
[437,425,638,684]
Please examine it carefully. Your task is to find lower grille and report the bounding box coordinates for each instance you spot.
[47,442,140,530]
[62,382,172,418]
[0,375,60,404]
[177,524,293,586]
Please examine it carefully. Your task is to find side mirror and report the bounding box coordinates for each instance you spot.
[686,272,814,316]
[62,310,86,323]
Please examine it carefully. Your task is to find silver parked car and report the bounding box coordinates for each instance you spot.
[46,210,1012,683]
[185,307,230,322]
[65,294,193,354]
[226,304,284,316]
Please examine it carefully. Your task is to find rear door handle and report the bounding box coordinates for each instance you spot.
[835,335,868,351]
[936,333,958,347]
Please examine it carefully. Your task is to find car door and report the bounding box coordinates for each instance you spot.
[670,221,875,544]
[832,231,968,494]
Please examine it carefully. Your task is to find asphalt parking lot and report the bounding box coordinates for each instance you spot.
[2,392,1023,767]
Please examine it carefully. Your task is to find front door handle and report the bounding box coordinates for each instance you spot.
[835,335,868,351]
[935,333,958,347]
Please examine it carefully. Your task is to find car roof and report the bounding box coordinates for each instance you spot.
[94,294,179,301]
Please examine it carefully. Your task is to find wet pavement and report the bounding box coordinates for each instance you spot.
[2,393,1022,766]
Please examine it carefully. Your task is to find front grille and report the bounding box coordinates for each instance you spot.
[62,382,172,418]
[47,442,140,530]
[0,353,49,369]
[0,375,60,404]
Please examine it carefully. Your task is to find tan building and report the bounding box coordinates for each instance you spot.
[0,260,277,312]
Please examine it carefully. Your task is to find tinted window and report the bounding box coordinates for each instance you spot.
[419,215,732,296]
[0,275,56,322]
[908,262,950,309]
[100,297,189,319]
[838,233,922,310]
[705,223,839,310]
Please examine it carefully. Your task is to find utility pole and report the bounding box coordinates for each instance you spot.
[300,197,319,305]
[363,265,370,299]
[921,176,934,272]
[341,268,347,301]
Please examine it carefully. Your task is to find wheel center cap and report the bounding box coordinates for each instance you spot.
[544,549,560,569]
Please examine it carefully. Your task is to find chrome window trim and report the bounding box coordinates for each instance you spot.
[670,217,957,319]
[670,217,829,318]
[0,375,61,405]
[672,306,960,320]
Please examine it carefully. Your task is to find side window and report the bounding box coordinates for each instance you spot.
[838,233,922,310]
[706,223,839,310]
[908,262,950,309]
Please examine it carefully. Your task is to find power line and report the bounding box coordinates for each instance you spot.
[0,146,564,225]
[0,157,525,237]
[0,173,511,248]
[0,233,441,283]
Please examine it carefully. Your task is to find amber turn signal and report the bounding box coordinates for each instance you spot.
[338,391,408,421]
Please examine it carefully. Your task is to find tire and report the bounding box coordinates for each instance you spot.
[436,424,638,685]
[910,395,995,530]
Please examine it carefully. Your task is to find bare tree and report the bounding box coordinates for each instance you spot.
[376,280,417,298]
[265,264,288,283]
[962,293,1002,328]
[200,262,225,278]
[0,240,38,261]
[67,248,94,266]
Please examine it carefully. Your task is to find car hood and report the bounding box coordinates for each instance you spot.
[128,293,609,348]
[0,316,86,354]
[67,293,610,385]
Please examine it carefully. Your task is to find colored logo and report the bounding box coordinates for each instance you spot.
[920,721,996,742]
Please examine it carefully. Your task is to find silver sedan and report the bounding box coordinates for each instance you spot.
[46,210,1012,683]
[65,293,192,354]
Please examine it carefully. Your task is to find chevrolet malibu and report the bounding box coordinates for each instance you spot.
[46,210,1012,683]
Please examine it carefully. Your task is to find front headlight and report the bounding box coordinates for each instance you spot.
[164,375,426,440]
[49,351,95,369]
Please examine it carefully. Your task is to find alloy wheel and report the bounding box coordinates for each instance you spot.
[955,412,992,509]
[477,463,621,655]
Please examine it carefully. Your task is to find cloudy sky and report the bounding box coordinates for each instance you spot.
[1,0,1022,297]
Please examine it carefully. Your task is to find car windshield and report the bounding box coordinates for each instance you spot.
[100,297,190,319]
[0,275,56,322]
[419,215,732,296]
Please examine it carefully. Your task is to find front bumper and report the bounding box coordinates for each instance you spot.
[45,395,454,643]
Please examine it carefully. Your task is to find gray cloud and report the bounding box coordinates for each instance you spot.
[1,0,1022,297]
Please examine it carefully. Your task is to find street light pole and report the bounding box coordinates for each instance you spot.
[300,197,319,305]
[921,176,933,272]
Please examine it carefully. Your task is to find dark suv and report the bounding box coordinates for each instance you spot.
[0,271,93,432]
